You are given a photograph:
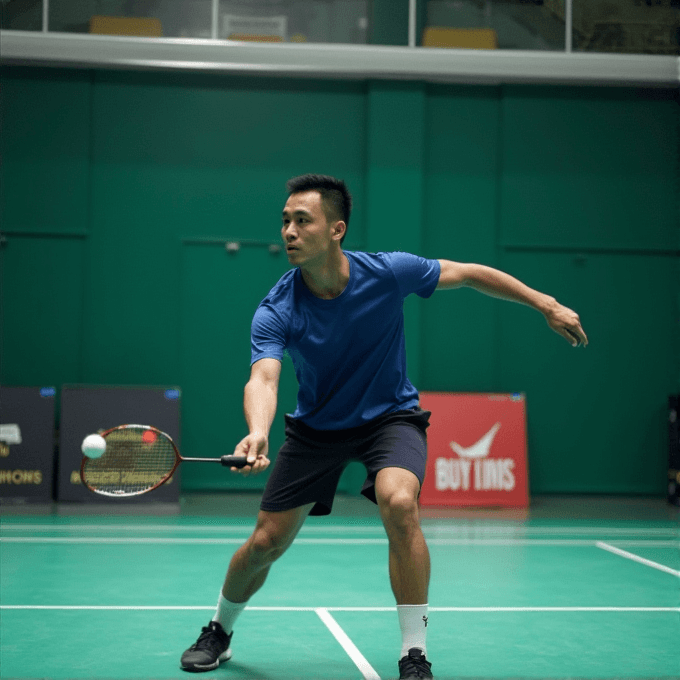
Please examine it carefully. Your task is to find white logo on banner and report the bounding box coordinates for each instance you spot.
[436,422,516,492]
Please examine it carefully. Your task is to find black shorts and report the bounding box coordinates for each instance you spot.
[260,407,431,516]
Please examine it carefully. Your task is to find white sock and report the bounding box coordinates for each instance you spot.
[397,604,429,658]
[212,593,247,635]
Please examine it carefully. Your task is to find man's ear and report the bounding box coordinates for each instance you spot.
[332,221,346,242]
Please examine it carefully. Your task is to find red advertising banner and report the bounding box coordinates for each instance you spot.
[419,392,529,508]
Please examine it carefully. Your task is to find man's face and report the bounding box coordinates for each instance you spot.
[281,191,338,266]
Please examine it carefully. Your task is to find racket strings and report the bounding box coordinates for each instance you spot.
[82,429,177,496]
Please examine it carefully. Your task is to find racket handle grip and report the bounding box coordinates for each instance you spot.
[220,455,250,469]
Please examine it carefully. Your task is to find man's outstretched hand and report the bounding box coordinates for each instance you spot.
[544,299,588,347]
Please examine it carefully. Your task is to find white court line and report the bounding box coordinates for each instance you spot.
[1,523,677,537]
[596,541,680,578]
[1,605,678,613]
[1,536,677,547]
[316,608,381,680]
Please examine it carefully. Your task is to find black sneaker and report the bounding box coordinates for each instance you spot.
[399,647,433,679]
[180,620,232,672]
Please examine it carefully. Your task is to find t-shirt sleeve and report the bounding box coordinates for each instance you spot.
[383,251,441,299]
[250,304,286,365]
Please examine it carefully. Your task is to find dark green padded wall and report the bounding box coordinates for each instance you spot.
[496,251,677,493]
[421,84,679,494]
[495,86,678,493]
[1,70,90,235]
[422,85,501,391]
[1,69,91,403]
[500,87,677,251]
[1,67,677,495]
[1,236,86,389]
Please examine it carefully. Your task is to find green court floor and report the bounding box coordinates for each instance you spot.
[1,495,678,680]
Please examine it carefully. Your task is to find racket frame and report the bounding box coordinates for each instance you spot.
[80,424,249,497]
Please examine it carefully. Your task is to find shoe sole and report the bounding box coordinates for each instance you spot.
[181,648,232,672]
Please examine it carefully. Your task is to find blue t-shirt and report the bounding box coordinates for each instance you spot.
[250,251,441,430]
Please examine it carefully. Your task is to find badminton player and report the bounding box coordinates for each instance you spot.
[180,174,588,678]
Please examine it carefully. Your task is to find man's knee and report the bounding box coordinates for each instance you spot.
[376,469,420,520]
[380,489,419,525]
[245,506,311,565]
[248,528,288,564]
[378,490,421,541]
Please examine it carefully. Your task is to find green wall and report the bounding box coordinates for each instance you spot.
[1,66,678,496]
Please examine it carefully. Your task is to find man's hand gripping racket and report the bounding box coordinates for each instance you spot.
[80,424,268,497]
[232,432,271,477]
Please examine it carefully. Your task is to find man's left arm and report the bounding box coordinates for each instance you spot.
[436,259,588,347]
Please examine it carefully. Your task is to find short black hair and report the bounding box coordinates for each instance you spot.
[286,174,352,245]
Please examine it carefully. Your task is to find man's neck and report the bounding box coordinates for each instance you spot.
[300,250,350,300]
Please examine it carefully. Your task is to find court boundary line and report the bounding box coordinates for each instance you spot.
[1,523,677,537]
[596,541,680,578]
[2,605,678,612]
[2,536,678,547]
[316,607,381,680]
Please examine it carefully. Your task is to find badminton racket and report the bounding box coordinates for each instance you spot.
[80,424,249,497]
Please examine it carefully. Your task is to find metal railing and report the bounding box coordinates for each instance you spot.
[2,0,677,87]
[30,0,582,48]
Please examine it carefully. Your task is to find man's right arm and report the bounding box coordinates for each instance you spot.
[232,358,282,476]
